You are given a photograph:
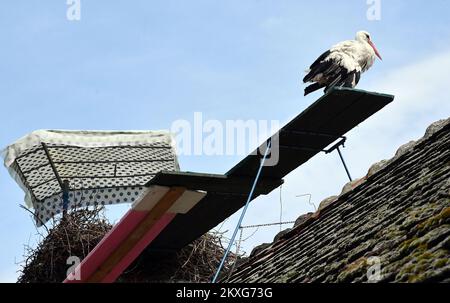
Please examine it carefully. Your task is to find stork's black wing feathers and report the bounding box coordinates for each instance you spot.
[309,50,331,70]
[303,49,362,96]
[304,82,326,96]
[303,50,331,83]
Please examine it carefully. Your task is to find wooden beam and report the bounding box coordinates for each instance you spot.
[147,171,283,195]
[86,187,185,282]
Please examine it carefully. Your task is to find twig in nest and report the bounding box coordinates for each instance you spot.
[19,204,49,234]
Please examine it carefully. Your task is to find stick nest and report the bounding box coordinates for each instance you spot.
[18,208,240,283]
[18,208,111,283]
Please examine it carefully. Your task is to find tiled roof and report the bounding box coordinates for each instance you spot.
[228,118,450,283]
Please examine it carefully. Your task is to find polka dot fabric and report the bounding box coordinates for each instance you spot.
[3,130,179,226]
[37,186,147,223]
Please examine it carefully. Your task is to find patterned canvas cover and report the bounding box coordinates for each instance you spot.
[2,130,179,226]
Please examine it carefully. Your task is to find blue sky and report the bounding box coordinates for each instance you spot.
[1,0,450,282]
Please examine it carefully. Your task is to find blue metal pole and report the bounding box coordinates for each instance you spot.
[211,139,272,283]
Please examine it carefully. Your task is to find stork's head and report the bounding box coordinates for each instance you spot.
[356,30,382,60]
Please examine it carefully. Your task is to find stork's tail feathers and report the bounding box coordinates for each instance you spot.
[303,70,313,83]
[303,71,315,84]
[304,83,326,96]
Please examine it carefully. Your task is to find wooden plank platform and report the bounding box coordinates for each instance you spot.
[147,88,394,251]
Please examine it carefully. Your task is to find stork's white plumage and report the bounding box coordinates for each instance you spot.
[303,31,382,96]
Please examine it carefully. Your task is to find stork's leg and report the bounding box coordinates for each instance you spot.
[324,74,343,93]
[343,71,356,88]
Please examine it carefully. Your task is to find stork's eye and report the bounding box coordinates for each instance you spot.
[366,34,370,40]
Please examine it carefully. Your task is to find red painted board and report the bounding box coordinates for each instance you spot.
[63,210,175,283]
[101,212,175,282]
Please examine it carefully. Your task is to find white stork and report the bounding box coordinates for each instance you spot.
[303,30,382,96]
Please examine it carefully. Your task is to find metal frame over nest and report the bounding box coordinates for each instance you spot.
[3,130,179,225]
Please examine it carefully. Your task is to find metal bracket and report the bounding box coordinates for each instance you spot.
[277,131,353,182]
[323,137,347,154]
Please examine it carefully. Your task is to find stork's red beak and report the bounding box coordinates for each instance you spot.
[368,40,382,60]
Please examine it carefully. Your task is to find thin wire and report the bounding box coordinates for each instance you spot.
[279,185,283,232]
[216,217,229,233]
[225,228,244,282]
[211,139,272,283]
[296,193,316,211]
[241,226,260,241]
[237,228,243,255]
[240,221,296,229]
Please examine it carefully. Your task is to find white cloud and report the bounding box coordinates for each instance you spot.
[218,49,450,255]
[366,49,450,135]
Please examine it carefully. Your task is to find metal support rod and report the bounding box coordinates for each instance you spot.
[212,139,272,283]
[43,142,71,218]
[41,143,64,189]
[279,145,322,153]
[280,129,344,140]
[22,159,174,174]
[336,146,352,182]
[279,137,348,154]
[62,180,70,218]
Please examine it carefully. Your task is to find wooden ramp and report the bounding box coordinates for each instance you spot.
[147,88,394,251]
[63,88,394,282]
